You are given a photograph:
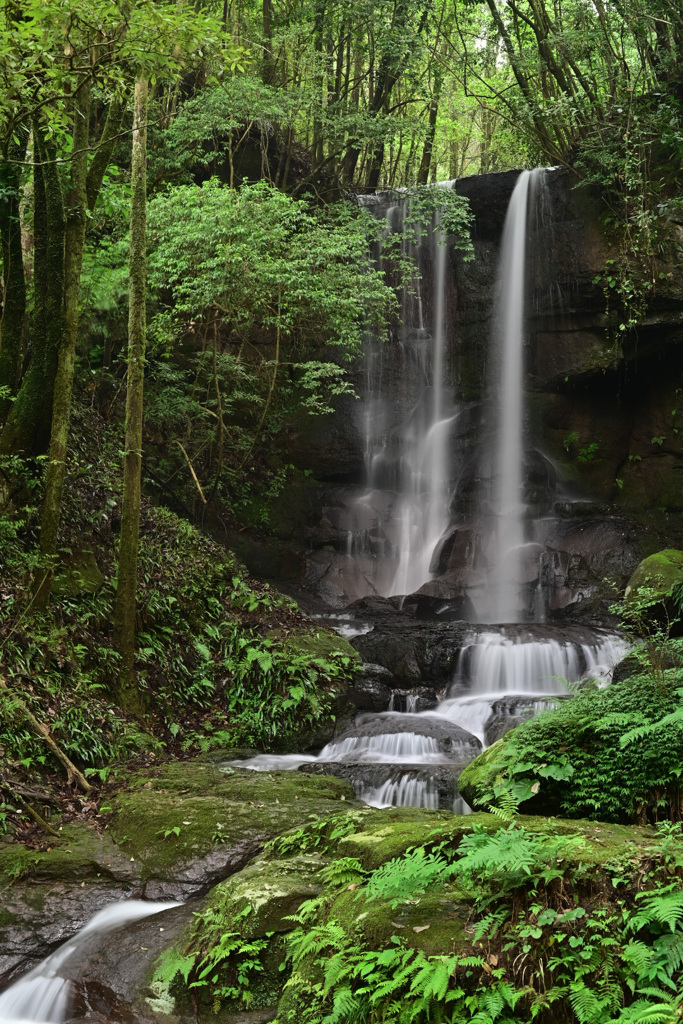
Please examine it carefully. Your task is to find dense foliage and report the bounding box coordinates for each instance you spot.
[156,810,683,1023]
[459,671,683,825]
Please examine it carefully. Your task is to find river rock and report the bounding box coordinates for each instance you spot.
[298,761,468,811]
[0,761,355,986]
[327,712,481,761]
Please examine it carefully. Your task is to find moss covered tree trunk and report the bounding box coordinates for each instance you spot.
[0,127,29,419]
[0,128,64,461]
[0,101,123,463]
[114,74,148,711]
[34,80,92,607]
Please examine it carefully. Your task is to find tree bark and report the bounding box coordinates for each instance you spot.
[417,71,442,184]
[0,99,122,462]
[113,74,148,713]
[0,128,64,461]
[0,127,29,418]
[34,79,92,608]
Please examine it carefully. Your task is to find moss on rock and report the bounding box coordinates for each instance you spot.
[108,761,355,880]
[624,547,683,604]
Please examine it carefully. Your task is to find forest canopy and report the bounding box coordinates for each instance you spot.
[0,0,681,710]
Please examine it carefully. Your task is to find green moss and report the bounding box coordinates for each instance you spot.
[335,808,476,869]
[458,671,683,822]
[273,628,360,666]
[0,822,138,887]
[624,547,683,603]
[52,547,105,597]
[327,884,472,955]
[456,739,507,807]
[108,762,355,879]
[205,853,328,937]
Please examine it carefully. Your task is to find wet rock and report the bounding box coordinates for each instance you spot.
[298,762,467,811]
[387,687,439,713]
[352,621,471,686]
[484,695,566,745]
[0,824,143,986]
[347,663,396,711]
[330,712,481,760]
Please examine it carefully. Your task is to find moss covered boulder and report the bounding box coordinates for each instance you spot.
[107,760,354,897]
[624,547,683,606]
[0,758,354,987]
[458,669,683,823]
[145,807,683,1024]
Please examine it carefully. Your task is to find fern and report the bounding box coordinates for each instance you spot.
[318,857,368,888]
[152,948,196,987]
[631,886,683,933]
[620,708,683,746]
[366,846,456,908]
[614,997,680,1023]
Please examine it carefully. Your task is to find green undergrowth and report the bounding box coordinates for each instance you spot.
[0,404,357,796]
[154,807,683,1023]
[458,670,683,825]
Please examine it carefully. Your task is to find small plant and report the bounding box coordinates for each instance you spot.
[578,441,600,463]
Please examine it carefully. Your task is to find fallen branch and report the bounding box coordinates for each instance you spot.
[0,676,93,795]
[175,441,207,504]
[10,790,60,837]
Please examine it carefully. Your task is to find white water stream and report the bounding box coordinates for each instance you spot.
[234,629,628,809]
[346,183,457,599]
[489,169,541,622]
[0,901,179,1024]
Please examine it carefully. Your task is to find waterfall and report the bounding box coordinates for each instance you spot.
[233,169,631,816]
[0,901,179,1023]
[346,184,457,600]
[490,169,542,622]
[389,198,453,597]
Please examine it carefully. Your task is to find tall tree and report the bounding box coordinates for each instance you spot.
[114,73,148,709]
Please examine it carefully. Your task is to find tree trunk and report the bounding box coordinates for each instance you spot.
[417,71,442,184]
[34,80,92,608]
[262,0,275,84]
[0,100,123,462]
[114,74,148,713]
[0,128,29,418]
[0,129,64,460]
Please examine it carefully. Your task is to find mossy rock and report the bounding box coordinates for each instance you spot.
[274,627,360,666]
[52,547,105,597]
[72,803,683,1023]
[204,852,328,938]
[458,670,683,823]
[457,738,508,809]
[624,548,683,605]
[0,821,140,889]
[108,761,355,881]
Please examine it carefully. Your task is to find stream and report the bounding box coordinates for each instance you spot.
[0,169,631,1021]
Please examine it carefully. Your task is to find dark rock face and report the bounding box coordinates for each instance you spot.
[299,761,468,810]
[241,167,683,621]
[352,621,471,686]
[331,711,482,759]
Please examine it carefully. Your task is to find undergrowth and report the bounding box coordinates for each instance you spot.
[460,670,683,826]
[0,399,354,803]
[156,812,683,1023]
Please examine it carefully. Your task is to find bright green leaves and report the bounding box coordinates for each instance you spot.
[147,177,398,360]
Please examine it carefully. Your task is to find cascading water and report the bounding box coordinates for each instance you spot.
[235,626,628,810]
[346,184,457,599]
[489,169,542,622]
[235,169,629,814]
[0,901,179,1024]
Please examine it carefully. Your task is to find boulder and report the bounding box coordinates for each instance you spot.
[0,761,355,984]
